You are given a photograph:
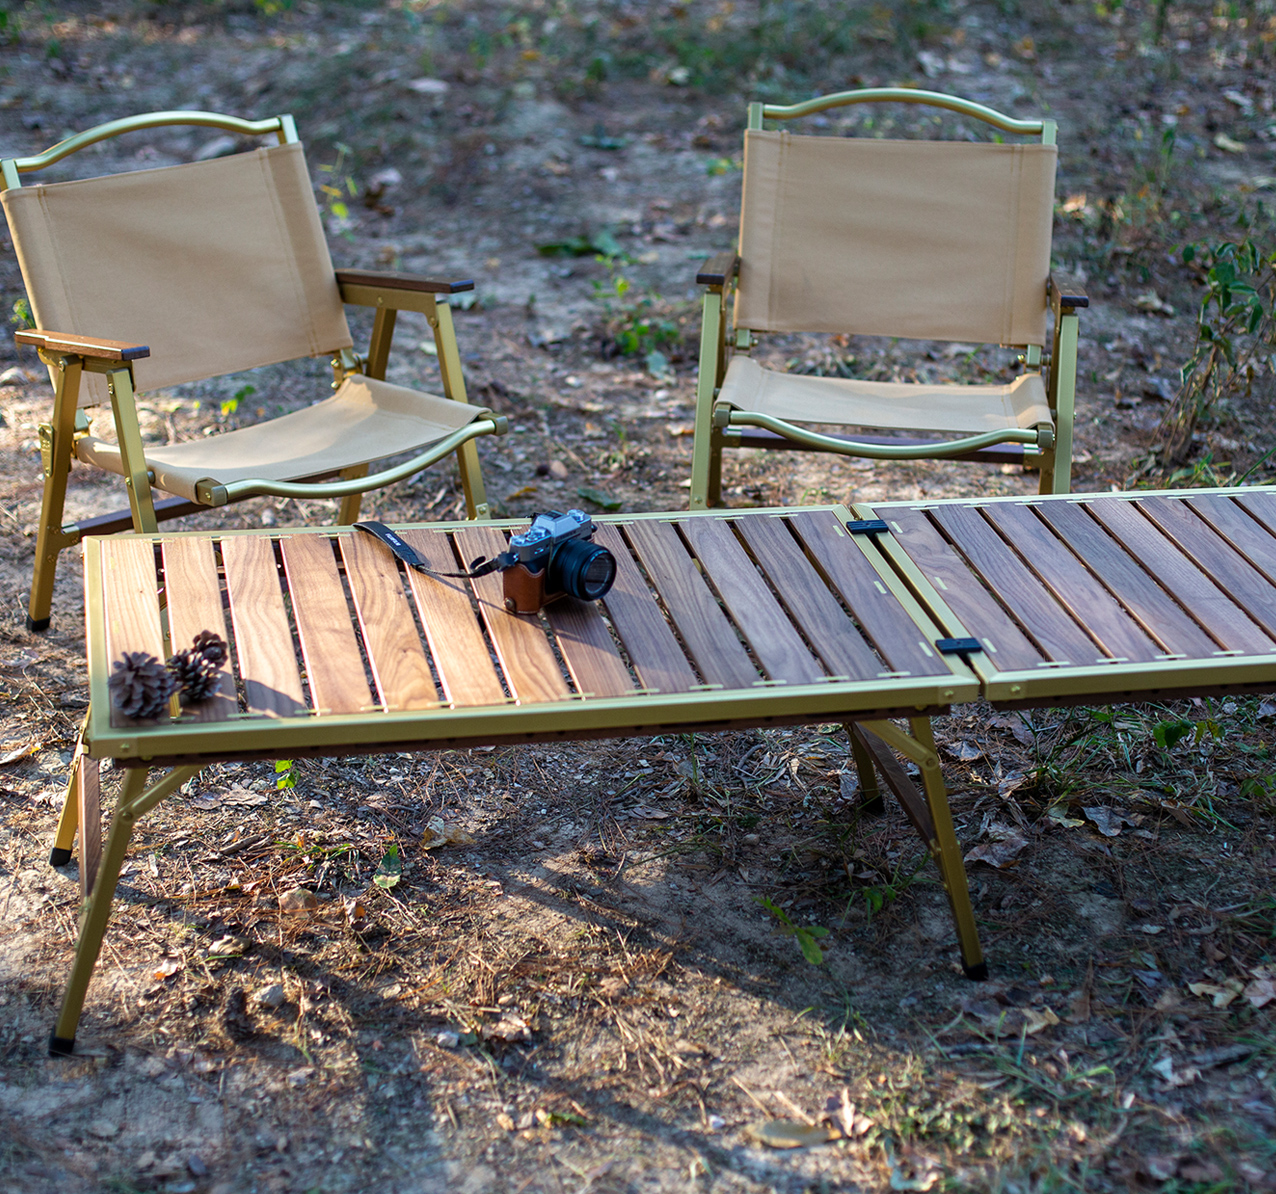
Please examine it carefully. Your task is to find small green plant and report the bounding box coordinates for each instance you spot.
[1162,238,1276,465]
[10,297,32,329]
[593,266,681,376]
[221,383,255,419]
[274,759,296,791]
[318,142,357,222]
[757,895,830,964]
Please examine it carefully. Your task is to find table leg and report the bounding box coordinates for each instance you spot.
[50,764,202,1057]
[855,718,987,981]
[49,713,90,867]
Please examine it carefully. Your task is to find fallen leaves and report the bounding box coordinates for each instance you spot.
[964,822,1029,869]
[421,816,475,850]
[1188,965,1276,1009]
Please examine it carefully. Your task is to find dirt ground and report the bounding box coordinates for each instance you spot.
[1,2,1275,1191]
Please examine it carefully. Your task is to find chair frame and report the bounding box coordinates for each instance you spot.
[689,88,1088,511]
[3,111,505,631]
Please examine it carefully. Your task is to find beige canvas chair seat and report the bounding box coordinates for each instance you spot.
[2,111,507,631]
[690,88,1087,509]
[718,356,1054,437]
[76,375,489,503]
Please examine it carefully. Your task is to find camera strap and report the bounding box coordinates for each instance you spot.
[353,521,515,580]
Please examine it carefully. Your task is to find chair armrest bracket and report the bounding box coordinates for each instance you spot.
[1049,272,1089,315]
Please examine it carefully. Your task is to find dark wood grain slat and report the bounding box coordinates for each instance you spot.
[734,514,885,682]
[220,536,307,718]
[1086,498,1275,654]
[397,529,508,707]
[1190,494,1276,586]
[1139,496,1276,641]
[76,757,101,900]
[930,505,1107,665]
[278,536,374,715]
[100,537,168,728]
[452,525,571,704]
[543,598,637,698]
[338,532,438,711]
[623,519,759,690]
[593,524,699,694]
[679,517,825,684]
[161,537,235,721]
[1235,490,1276,539]
[1035,501,1220,658]
[980,503,1165,663]
[800,509,979,676]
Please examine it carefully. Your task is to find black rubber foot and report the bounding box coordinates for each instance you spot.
[26,614,51,633]
[49,847,73,868]
[48,1033,75,1057]
[964,961,990,982]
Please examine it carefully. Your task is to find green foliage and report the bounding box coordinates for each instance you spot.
[373,843,402,890]
[757,895,830,964]
[593,267,681,374]
[221,383,255,419]
[317,142,356,222]
[274,759,296,790]
[1162,237,1276,465]
[9,298,32,329]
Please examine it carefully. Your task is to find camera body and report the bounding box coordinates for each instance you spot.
[502,509,617,614]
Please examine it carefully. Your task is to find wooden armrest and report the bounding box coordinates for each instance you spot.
[15,330,150,361]
[1049,272,1089,314]
[696,251,740,288]
[334,269,474,295]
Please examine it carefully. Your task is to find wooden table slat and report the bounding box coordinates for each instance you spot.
[101,537,168,728]
[220,536,307,718]
[161,538,236,722]
[930,505,1109,665]
[278,535,374,715]
[339,533,439,711]
[801,509,982,676]
[1189,494,1276,586]
[543,598,638,698]
[679,517,825,685]
[397,529,508,707]
[979,503,1165,664]
[1235,490,1276,539]
[623,519,759,690]
[1138,496,1276,641]
[453,525,572,703]
[1035,501,1223,659]
[733,514,884,682]
[1086,498,1275,654]
[593,523,699,694]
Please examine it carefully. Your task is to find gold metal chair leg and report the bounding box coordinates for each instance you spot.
[337,464,369,524]
[855,718,987,979]
[50,712,90,866]
[50,763,201,1056]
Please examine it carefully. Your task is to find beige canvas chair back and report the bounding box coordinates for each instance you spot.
[1,141,353,406]
[735,130,1058,348]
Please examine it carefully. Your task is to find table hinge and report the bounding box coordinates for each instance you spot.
[936,637,983,655]
[845,519,889,535]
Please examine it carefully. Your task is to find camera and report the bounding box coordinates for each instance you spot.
[502,509,617,614]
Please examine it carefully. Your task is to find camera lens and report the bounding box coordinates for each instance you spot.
[551,540,617,601]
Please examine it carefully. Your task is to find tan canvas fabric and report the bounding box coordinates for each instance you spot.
[718,356,1053,435]
[75,375,482,502]
[735,130,1057,346]
[1,142,353,407]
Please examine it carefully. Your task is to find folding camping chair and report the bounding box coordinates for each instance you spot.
[1,111,508,631]
[690,88,1087,510]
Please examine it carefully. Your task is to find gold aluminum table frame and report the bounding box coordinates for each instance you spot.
[50,505,982,1054]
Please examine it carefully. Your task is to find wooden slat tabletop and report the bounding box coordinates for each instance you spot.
[84,507,981,763]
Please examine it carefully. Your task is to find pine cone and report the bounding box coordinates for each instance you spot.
[167,646,222,705]
[191,629,229,666]
[108,651,178,720]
